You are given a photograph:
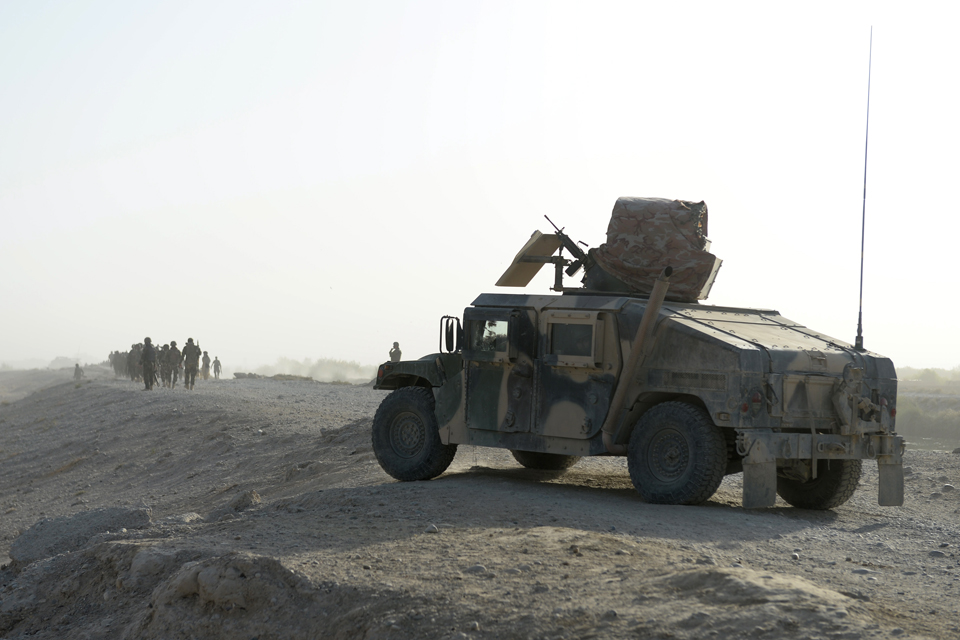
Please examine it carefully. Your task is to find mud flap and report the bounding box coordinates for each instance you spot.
[742,439,777,509]
[877,458,904,507]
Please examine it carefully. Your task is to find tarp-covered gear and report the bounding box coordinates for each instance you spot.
[592,197,722,302]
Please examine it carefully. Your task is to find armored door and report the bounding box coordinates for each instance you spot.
[463,308,537,433]
[536,310,619,439]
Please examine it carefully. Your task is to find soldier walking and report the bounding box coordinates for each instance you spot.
[73,363,84,380]
[168,340,182,389]
[159,343,171,387]
[127,344,141,382]
[201,351,211,380]
[111,351,126,378]
[140,337,158,390]
[213,356,222,379]
[182,338,202,390]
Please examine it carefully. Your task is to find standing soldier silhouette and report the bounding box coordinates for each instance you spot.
[168,340,182,389]
[73,363,84,380]
[213,356,222,380]
[140,337,158,390]
[182,338,202,390]
[389,342,402,363]
[159,343,171,387]
[127,344,141,382]
[201,351,211,380]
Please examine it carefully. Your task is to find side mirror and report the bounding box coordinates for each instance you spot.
[440,316,462,353]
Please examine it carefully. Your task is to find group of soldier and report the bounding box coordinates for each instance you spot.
[108,338,222,391]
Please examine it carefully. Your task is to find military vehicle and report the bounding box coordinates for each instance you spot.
[372,198,904,509]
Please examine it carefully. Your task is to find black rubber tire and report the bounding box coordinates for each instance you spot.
[372,387,457,481]
[627,401,727,505]
[510,450,581,471]
[776,459,862,510]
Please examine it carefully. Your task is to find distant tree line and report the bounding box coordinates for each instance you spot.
[895,366,960,450]
[898,365,960,385]
[896,395,960,451]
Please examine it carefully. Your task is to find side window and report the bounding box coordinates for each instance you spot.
[549,323,593,357]
[463,308,531,362]
[542,311,604,368]
[471,319,509,353]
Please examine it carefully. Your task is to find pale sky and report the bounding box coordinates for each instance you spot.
[2,1,958,372]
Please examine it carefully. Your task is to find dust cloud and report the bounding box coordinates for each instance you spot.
[896,367,960,452]
[252,357,377,384]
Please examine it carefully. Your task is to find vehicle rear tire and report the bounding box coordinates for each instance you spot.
[372,387,457,481]
[627,401,727,505]
[510,450,580,471]
[776,459,861,510]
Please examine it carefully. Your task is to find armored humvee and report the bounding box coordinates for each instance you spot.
[372,198,904,509]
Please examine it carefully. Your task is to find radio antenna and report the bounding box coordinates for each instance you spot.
[854,27,873,353]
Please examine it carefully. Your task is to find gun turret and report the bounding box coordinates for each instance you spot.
[543,215,588,276]
[496,220,592,292]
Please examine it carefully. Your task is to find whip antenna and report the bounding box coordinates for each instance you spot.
[855,27,873,352]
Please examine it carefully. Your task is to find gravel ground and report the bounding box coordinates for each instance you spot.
[1,368,958,639]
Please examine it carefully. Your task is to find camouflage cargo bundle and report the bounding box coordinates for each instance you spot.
[592,197,722,302]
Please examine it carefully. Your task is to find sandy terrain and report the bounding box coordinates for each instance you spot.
[1,367,958,639]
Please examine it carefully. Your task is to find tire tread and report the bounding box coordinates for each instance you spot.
[776,459,862,510]
[371,387,457,481]
[627,401,727,505]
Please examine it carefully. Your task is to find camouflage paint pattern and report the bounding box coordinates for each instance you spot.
[374,200,902,506]
[592,197,721,302]
[376,291,903,506]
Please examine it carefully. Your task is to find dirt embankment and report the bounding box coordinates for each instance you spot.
[1,370,958,639]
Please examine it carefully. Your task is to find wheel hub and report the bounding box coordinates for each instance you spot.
[649,428,689,482]
[390,411,425,458]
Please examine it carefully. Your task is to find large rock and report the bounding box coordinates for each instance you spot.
[9,507,151,566]
[228,490,261,512]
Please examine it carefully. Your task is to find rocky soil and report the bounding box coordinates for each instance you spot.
[1,368,959,639]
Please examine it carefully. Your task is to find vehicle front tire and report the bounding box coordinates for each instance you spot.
[627,401,727,505]
[776,459,862,510]
[372,387,457,481]
[510,450,580,471]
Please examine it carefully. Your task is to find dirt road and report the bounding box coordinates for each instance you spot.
[1,369,958,639]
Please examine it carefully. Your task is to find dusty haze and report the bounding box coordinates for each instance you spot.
[2,2,960,372]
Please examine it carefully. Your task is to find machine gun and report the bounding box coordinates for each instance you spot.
[543,215,589,277]
[494,217,591,292]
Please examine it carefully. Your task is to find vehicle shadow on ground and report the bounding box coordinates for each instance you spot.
[266,465,838,557]
[435,464,841,530]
